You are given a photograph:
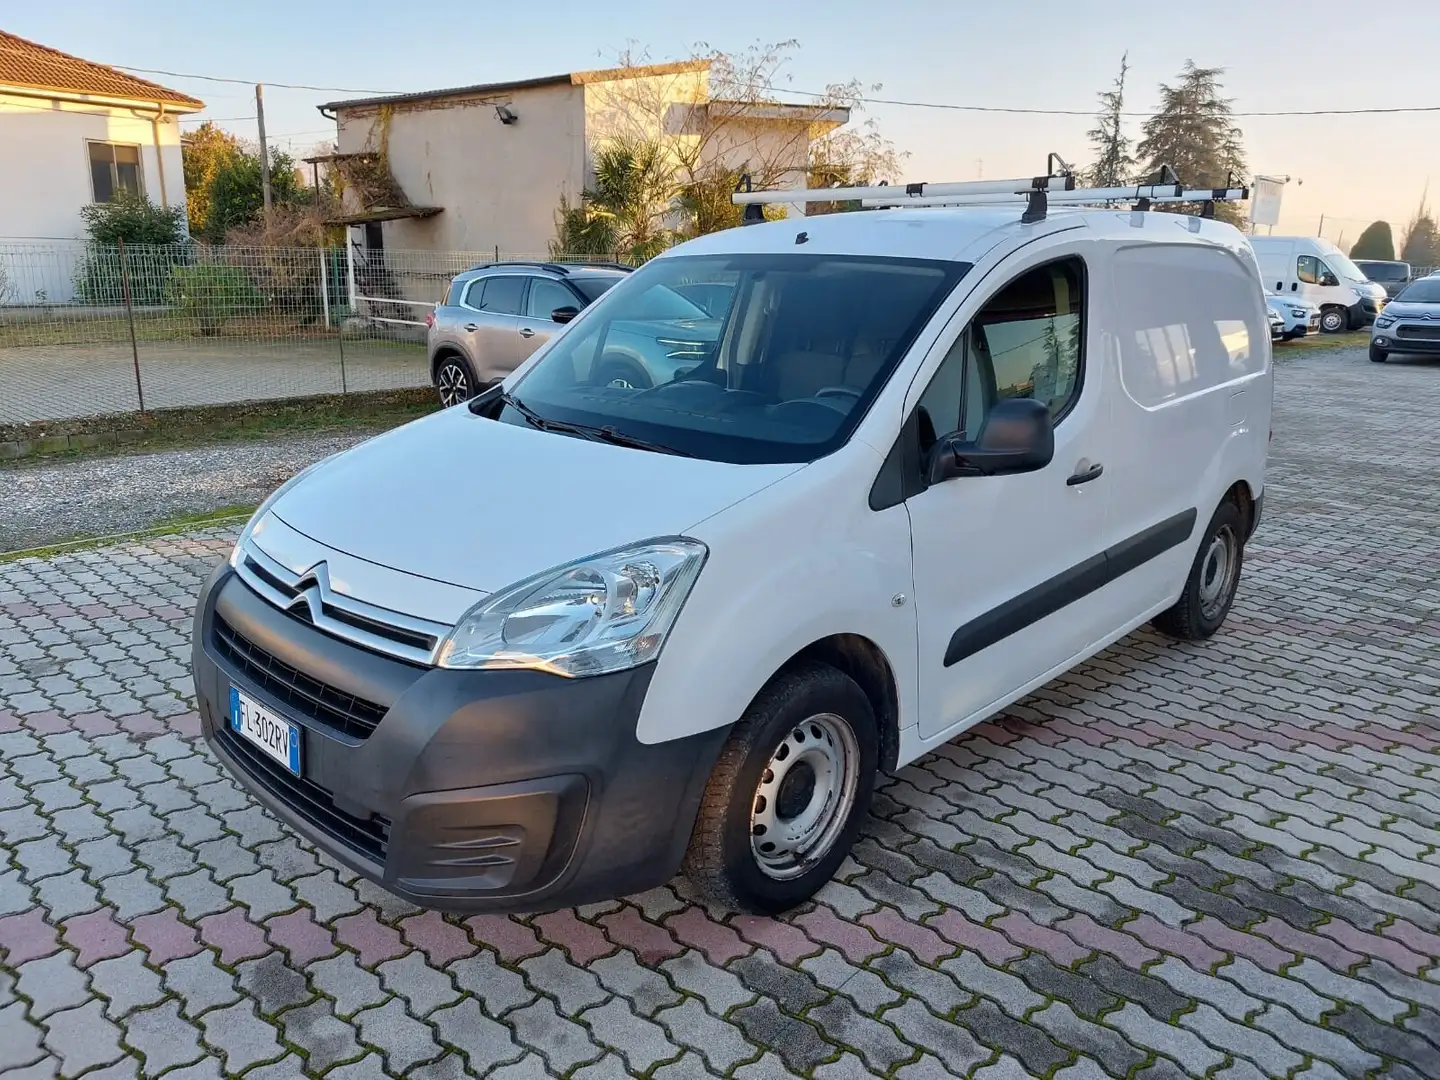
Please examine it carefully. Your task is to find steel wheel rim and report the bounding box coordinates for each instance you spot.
[750,713,860,881]
[1198,525,1238,620]
[1321,311,1343,332]
[438,363,469,406]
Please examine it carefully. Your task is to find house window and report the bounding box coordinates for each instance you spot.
[88,142,143,203]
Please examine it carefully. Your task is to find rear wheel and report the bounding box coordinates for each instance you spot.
[1152,500,1245,642]
[1369,343,1388,363]
[434,355,477,407]
[683,663,878,915]
[1319,307,1348,334]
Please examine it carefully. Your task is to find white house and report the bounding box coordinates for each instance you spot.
[0,30,203,302]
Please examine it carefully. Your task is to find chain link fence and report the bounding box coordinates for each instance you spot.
[0,240,629,426]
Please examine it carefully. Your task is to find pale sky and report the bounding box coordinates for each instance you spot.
[11,0,1436,247]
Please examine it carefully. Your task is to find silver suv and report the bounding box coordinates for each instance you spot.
[426,262,632,406]
[1370,275,1440,363]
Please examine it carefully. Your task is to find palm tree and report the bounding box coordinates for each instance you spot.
[552,136,678,262]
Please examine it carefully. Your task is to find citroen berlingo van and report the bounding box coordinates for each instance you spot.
[193,180,1271,915]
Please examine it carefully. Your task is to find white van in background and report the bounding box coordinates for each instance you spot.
[1249,236,1387,333]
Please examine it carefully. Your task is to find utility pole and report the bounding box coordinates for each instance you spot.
[1317,214,1325,238]
[255,83,273,217]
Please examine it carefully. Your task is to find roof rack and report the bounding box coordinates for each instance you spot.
[465,261,574,275]
[731,156,1249,224]
[574,262,636,273]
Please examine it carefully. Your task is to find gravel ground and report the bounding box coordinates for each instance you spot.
[0,430,376,551]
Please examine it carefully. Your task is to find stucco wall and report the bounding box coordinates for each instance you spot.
[0,94,185,242]
[335,81,587,256]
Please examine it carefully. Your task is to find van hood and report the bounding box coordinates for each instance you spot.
[269,408,800,595]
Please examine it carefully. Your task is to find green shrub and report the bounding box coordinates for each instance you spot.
[74,245,191,307]
[79,195,187,246]
[165,264,262,335]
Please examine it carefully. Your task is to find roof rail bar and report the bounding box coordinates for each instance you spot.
[465,261,573,275]
[581,261,636,272]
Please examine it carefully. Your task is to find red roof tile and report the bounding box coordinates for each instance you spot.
[0,30,203,109]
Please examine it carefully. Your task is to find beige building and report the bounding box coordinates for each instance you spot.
[318,61,848,257]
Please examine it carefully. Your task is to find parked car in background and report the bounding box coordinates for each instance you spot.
[1370,275,1440,362]
[426,263,633,406]
[1250,236,1387,332]
[1266,292,1321,340]
[1353,259,1412,299]
[1268,306,1285,342]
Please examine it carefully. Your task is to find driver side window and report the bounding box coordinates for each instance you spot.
[915,257,1086,447]
[1297,255,1321,286]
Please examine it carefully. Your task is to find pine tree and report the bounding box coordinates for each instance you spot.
[1086,53,1133,188]
[1135,61,1248,225]
[1350,221,1395,261]
[1401,186,1440,268]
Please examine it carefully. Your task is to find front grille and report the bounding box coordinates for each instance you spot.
[214,615,388,740]
[1398,324,1440,340]
[217,725,390,863]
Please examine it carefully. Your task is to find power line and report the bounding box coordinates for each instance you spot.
[772,84,1440,119]
[109,63,401,96]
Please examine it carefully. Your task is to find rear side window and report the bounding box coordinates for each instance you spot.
[1113,244,1266,408]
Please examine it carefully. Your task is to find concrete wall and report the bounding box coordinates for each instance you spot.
[335,81,588,256]
[0,94,186,241]
[0,94,187,303]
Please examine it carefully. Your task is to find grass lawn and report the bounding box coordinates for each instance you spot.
[0,504,257,563]
[1274,330,1369,354]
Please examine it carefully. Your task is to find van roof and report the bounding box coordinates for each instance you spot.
[664,205,1243,265]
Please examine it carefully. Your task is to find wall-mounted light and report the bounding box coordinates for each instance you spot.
[495,105,518,126]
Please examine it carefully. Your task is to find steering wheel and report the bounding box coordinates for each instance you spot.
[814,386,862,402]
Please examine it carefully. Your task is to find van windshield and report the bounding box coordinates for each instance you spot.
[504,253,968,464]
[1325,251,1369,283]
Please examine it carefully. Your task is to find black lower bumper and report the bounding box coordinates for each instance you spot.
[192,563,727,913]
[1375,335,1440,355]
[1348,299,1378,328]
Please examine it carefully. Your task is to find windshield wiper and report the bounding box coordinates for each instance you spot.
[501,393,692,456]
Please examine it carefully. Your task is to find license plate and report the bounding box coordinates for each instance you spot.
[229,687,302,776]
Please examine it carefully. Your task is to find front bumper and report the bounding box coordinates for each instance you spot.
[1372,329,1440,355]
[1348,298,1380,328]
[191,563,727,913]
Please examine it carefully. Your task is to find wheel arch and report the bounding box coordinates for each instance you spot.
[1224,478,1257,539]
[430,345,468,382]
[777,633,902,774]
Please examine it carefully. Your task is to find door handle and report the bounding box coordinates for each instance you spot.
[1067,462,1104,486]
[463,323,478,332]
[519,327,536,338]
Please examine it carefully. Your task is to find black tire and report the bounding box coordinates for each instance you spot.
[1153,500,1246,642]
[593,356,653,390]
[1369,344,1388,363]
[434,354,478,407]
[683,663,878,915]
[1319,307,1348,334]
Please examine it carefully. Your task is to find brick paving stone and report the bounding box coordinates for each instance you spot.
[33,869,100,922]
[521,947,609,1014]
[308,951,389,1018]
[378,951,462,1015]
[883,998,991,1075]
[730,952,825,1014]
[353,998,443,1073]
[429,998,523,1073]
[1149,956,1262,1022]
[122,1000,205,1077]
[466,914,545,963]
[1107,1002,1225,1075]
[802,950,901,1012]
[860,908,955,964]
[591,951,682,1018]
[730,914,821,964]
[1030,1001,1148,1078]
[17,949,90,1020]
[41,999,125,1078]
[867,949,973,1016]
[955,999,1069,1076]
[236,952,313,1014]
[0,908,61,966]
[665,907,751,965]
[942,950,1046,1018]
[265,908,337,966]
[401,910,479,967]
[325,1053,399,1080]
[448,951,536,1016]
[808,995,914,1073]
[0,1000,46,1072]
[655,997,756,1072]
[196,1000,285,1072]
[580,997,680,1072]
[277,1000,366,1072]
[1288,959,1409,1022]
[665,949,760,1014]
[196,906,269,966]
[1252,1004,1383,1077]
[652,1050,722,1080]
[97,870,166,922]
[927,910,1024,964]
[1180,1003,1306,1075]
[333,910,409,968]
[599,907,683,965]
[506,997,602,1073]
[731,999,836,1074]
[60,907,131,967]
[128,907,200,966]
[89,950,165,1020]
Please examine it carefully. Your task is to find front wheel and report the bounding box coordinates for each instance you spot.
[434,355,478,407]
[683,663,878,915]
[1319,307,1348,334]
[1369,343,1388,363]
[1153,500,1245,642]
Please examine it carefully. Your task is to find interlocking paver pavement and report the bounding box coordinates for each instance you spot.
[3,345,1439,1077]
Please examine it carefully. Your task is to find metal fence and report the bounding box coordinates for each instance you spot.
[0,240,628,426]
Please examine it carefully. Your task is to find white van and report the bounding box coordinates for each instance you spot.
[192,180,1272,915]
[1249,235,1387,332]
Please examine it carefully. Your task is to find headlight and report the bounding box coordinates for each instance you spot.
[437,539,707,676]
[1374,315,1397,329]
[227,457,333,568]
[1288,307,1307,317]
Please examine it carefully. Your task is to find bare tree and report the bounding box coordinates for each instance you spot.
[1085,53,1133,188]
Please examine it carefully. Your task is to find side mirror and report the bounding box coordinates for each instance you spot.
[551,306,579,324]
[926,397,1055,485]
[1321,273,1339,287]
